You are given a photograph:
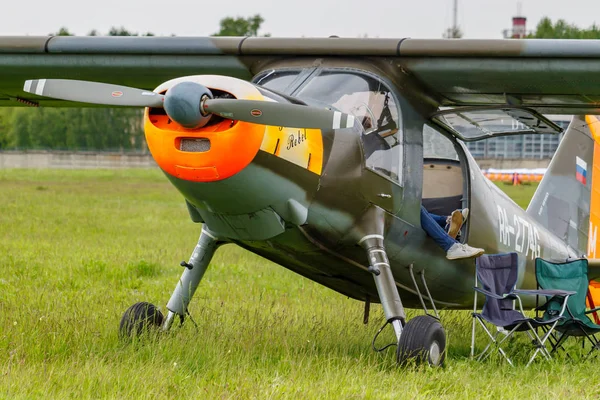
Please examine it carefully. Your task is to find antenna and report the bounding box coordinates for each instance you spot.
[445,0,461,38]
[453,0,458,35]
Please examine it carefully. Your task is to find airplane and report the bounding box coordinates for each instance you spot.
[3,35,600,367]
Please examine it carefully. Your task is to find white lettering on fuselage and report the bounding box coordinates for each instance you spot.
[497,205,541,259]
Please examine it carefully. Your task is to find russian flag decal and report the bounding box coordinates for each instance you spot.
[577,156,588,185]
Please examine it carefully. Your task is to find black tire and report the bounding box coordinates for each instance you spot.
[396,315,446,367]
[119,302,164,338]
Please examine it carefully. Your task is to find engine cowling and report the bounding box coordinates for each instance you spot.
[145,75,267,182]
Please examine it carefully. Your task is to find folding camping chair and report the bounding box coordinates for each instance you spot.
[535,258,600,356]
[471,253,574,366]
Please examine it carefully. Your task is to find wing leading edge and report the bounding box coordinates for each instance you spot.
[2,36,600,112]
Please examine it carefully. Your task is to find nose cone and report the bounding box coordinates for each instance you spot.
[144,76,266,182]
[163,81,213,129]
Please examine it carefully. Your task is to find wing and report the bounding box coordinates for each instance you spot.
[2,36,600,113]
[396,39,600,114]
[0,36,253,106]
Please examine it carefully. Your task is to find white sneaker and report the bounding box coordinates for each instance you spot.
[446,242,484,260]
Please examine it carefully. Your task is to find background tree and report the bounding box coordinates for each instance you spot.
[0,108,14,149]
[212,14,269,37]
[52,27,73,36]
[443,27,463,39]
[2,16,270,151]
[109,26,155,37]
[529,17,600,39]
[0,27,149,151]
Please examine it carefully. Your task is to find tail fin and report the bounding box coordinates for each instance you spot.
[527,115,599,256]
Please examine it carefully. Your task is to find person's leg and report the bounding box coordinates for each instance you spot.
[428,212,448,229]
[429,208,468,239]
[420,206,457,252]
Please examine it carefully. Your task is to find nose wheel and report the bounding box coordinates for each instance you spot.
[119,302,164,338]
[120,228,220,339]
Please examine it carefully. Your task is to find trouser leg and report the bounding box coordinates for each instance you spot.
[420,206,457,252]
[429,212,448,229]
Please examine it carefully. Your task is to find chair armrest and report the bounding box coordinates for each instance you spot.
[474,287,517,300]
[513,289,576,297]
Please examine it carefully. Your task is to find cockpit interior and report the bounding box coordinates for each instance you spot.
[255,67,468,232]
[256,68,402,182]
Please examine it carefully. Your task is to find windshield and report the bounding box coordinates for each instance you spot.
[295,71,402,182]
[254,70,301,94]
[296,72,398,134]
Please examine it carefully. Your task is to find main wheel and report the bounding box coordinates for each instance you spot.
[397,315,446,367]
[119,302,164,338]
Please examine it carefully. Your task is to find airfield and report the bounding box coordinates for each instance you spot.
[0,168,597,399]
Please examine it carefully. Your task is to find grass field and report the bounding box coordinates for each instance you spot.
[1,170,599,399]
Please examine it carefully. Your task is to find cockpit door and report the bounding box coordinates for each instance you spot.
[293,69,405,214]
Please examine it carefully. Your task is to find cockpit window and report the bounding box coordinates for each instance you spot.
[254,70,300,94]
[296,71,402,182]
[423,124,459,161]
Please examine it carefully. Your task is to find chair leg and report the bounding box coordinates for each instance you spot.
[496,346,514,367]
[526,321,560,366]
[474,318,498,361]
[546,331,561,353]
[471,314,477,358]
[489,323,523,365]
[587,336,600,357]
[474,319,515,365]
[551,332,569,354]
[583,333,600,358]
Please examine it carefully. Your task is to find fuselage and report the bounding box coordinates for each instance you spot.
[144,58,580,309]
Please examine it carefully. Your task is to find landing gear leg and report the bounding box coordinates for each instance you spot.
[359,235,405,340]
[120,228,220,337]
[162,228,221,331]
[359,234,446,366]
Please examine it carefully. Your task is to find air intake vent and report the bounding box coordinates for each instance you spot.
[180,138,211,152]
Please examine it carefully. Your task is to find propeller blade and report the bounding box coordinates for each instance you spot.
[203,99,356,130]
[23,79,164,107]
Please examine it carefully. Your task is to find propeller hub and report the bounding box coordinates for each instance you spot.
[164,82,213,129]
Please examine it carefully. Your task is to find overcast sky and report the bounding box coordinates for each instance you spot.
[1,0,599,39]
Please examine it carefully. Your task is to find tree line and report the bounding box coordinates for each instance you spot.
[0,16,268,151]
[0,27,152,151]
[0,16,598,151]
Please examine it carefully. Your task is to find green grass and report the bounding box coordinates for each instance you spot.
[1,170,597,399]
[494,181,538,209]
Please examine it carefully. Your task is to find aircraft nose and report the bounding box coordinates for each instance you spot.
[143,76,266,182]
[144,109,265,182]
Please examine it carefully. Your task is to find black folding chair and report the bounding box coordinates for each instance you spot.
[471,253,574,366]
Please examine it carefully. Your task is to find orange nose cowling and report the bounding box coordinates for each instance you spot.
[144,110,265,182]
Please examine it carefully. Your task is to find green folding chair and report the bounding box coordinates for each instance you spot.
[535,258,600,355]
